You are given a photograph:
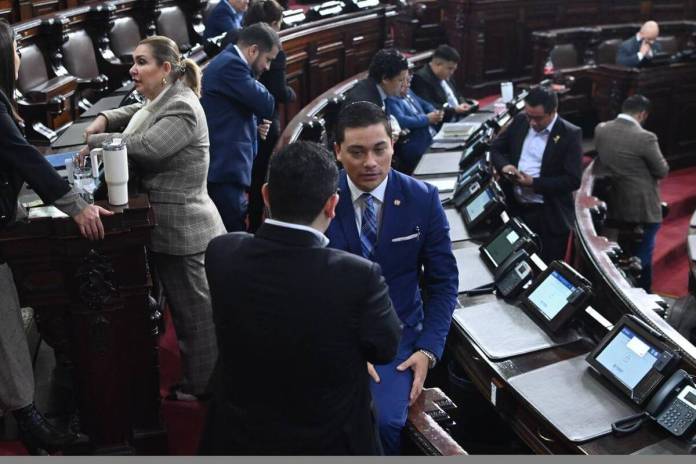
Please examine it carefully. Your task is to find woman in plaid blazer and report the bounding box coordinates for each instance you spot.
[83,36,226,400]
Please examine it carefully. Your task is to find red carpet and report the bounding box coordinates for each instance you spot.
[651,166,696,297]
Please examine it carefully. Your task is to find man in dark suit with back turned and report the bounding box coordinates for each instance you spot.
[616,21,662,67]
[200,141,402,455]
[411,45,473,122]
[202,23,277,232]
[491,86,583,262]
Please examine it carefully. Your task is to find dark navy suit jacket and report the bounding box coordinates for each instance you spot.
[386,90,435,168]
[326,170,458,359]
[201,46,274,187]
[204,0,243,39]
[616,36,663,67]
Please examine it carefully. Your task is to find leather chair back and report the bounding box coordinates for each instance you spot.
[550,44,578,69]
[16,44,50,93]
[656,36,678,55]
[109,16,142,62]
[63,30,100,79]
[157,6,191,51]
[203,0,220,22]
[597,38,621,65]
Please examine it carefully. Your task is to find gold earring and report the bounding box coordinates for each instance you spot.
[161,77,167,86]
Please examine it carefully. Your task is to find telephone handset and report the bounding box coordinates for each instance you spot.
[646,369,696,437]
[494,249,533,299]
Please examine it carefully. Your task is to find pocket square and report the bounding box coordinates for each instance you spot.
[392,233,419,243]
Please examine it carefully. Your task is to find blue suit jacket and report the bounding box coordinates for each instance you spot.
[204,1,243,39]
[326,170,459,359]
[202,46,275,187]
[386,91,435,165]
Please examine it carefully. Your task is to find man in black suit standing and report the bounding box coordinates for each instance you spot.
[411,45,473,122]
[616,21,662,67]
[491,86,583,262]
[199,141,402,455]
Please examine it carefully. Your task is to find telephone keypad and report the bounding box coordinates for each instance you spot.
[657,402,696,436]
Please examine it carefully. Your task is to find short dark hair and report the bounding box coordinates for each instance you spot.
[0,19,21,123]
[621,94,651,114]
[368,48,408,82]
[335,101,392,145]
[243,0,284,27]
[525,86,558,114]
[432,44,460,64]
[237,22,280,53]
[267,141,339,224]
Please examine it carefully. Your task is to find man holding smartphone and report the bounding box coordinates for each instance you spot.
[491,86,583,262]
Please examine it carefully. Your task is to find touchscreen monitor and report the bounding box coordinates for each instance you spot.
[485,226,520,267]
[520,260,591,332]
[595,325,661,391]
[586,315,681,405]
[465,187,493,223]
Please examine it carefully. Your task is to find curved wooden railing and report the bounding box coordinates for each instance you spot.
[574,161,696,365]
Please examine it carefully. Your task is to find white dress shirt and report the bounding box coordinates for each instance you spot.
[346,174,389,233]
[515,113,558,204]
[234,45,250,68]
[440,80,459,108]
[617,113,640,126]
[264,218,330,247]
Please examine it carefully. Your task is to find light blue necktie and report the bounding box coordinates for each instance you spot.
[360,193,378,259]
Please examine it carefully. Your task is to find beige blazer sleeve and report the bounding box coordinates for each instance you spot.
[99,103,142,132]
[640,131,669,179]
[88,99,198,170]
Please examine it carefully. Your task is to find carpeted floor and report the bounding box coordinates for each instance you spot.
[651,166,696,298]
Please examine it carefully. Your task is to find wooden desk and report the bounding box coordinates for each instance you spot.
[587,62,696,167]
[0,194,165,454]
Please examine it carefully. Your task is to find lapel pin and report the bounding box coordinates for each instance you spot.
[394,199,401,206]
[553,135,561,143]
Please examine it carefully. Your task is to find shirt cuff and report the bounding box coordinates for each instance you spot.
[637,52,644,61]
[53,186,89,217]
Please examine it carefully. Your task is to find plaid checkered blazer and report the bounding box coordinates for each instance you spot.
[89,80,226,255]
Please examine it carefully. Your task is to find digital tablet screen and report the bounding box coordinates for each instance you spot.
[483,225,521,267]
[527,270,575,320]
[465,188,493,222]
[594,326,662,390]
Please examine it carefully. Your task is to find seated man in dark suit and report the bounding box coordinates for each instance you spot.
[491,86,583,262]
[386,70,443,174]
[204,0,249,39]
[411,45,473,122]
[343,48,409,111]
[200,141,402,455]
[616,21,662,67]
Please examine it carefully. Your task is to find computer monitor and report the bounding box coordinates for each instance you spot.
[460,181,504,232]
[479,217,537,271]
[520,260,592,333]
[586,315,681,405]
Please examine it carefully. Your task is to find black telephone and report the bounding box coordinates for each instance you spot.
[646,369,696,437]
[494,249,533,298]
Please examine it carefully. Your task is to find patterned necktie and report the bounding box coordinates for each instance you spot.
[360,193,378,259]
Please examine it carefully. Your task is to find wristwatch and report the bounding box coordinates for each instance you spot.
[418,349,437,369]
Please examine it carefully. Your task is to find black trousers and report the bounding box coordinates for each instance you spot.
[248,118,280,233]
[517,203,569,263]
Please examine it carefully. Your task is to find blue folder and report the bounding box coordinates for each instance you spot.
[45,151,78,169]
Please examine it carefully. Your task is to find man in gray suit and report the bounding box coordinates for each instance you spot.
[594,94,669,292]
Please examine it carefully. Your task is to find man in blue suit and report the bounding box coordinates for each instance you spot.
[616,21,662,67]
[326,102,458,455]
[386,71,443,174]
[202,23,277,231]
[204,0,249,39]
